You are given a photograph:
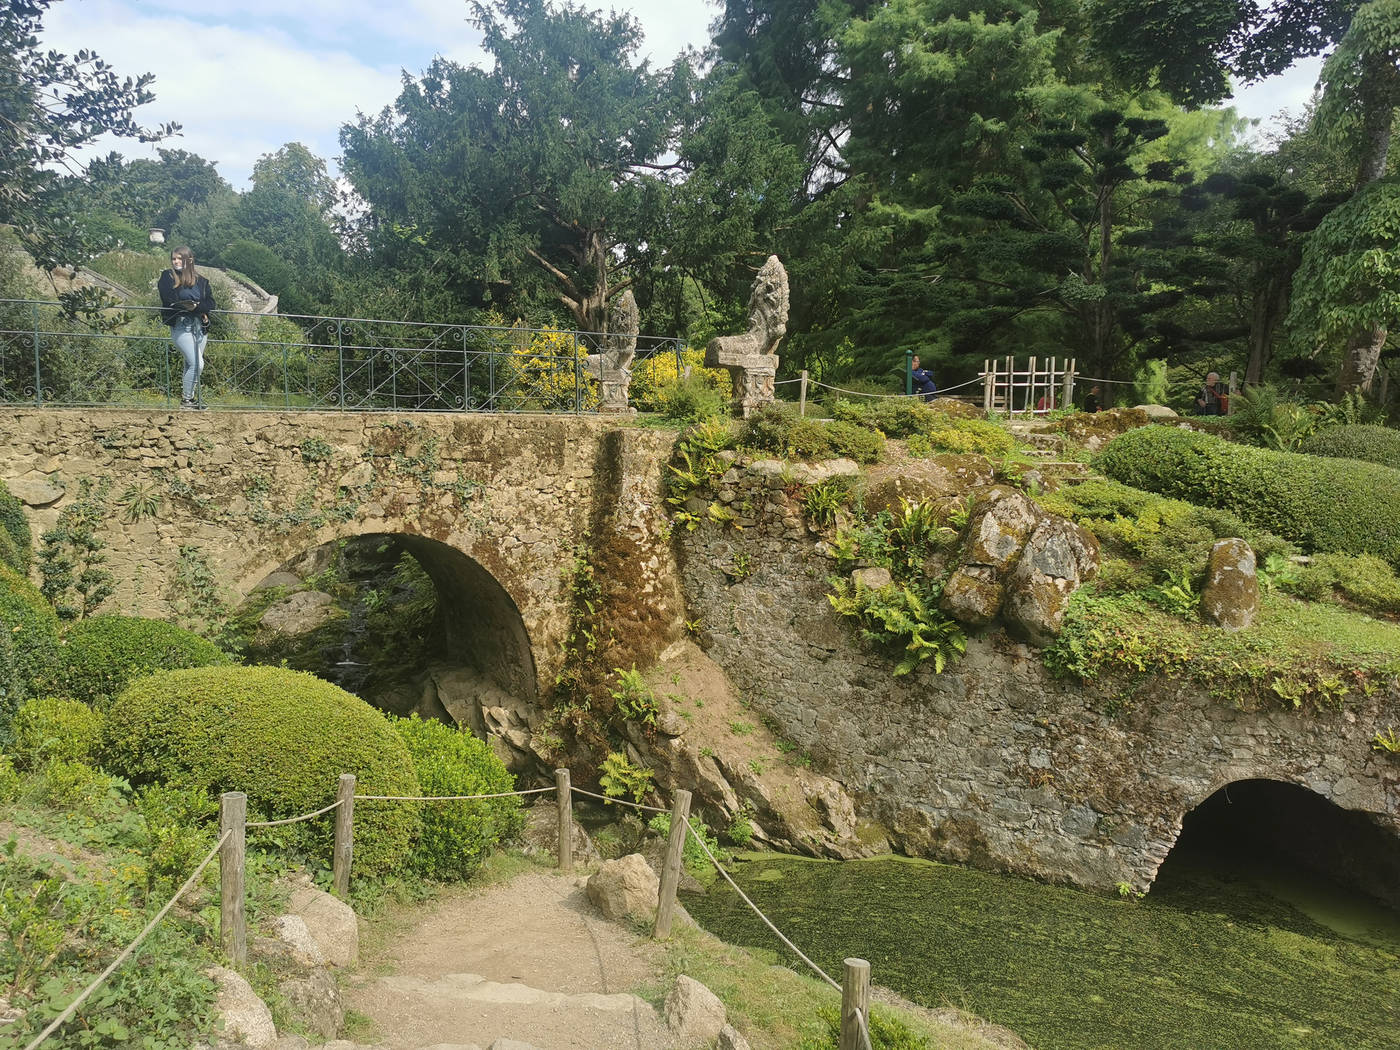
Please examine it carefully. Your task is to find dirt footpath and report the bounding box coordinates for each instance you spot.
[344,868,688,1050]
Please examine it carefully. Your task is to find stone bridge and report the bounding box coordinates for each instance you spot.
[1,410,684,705]
[4,408,1400,904]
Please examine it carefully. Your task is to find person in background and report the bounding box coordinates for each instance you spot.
[1195,372,1224,416]
[158,246,214,410]
[1084,385,1101,413]
[909,354,937,401]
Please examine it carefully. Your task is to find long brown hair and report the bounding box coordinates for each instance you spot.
[170,246,198,289]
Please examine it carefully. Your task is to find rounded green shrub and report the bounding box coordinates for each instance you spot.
[1095,425,1400,565]
[0,483,31,573]
[741,406,886,462]
[0,754,18,801]
[1299,424,1400,470]
[102,666,421,877]
[56,614,232,705]
[0,563,61,742]
[390,715,525,881]
[9,696,103,770]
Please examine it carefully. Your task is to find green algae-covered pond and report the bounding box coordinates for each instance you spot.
[684,852,1400,1050]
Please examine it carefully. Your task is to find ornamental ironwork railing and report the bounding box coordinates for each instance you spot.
[0,300,684,412]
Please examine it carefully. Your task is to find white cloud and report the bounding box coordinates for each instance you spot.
[41,0,717,189]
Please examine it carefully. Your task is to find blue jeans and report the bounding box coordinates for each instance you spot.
[170,316,207,401]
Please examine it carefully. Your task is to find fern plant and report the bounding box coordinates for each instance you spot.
[828,579,966,675]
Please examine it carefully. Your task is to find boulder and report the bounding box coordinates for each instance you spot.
[1134,404,1179,419]
[208,965,277,1049]
[5,477,64,507]
[1001,517,1100,645]
[851,566,892,591]
[487,1041,542,1050]
[286,885,359,966]
[1201,538,1260,630]
[270,915,325,968]
[719,1024,753,1050]
[960,488,1041,571]
[586,854,659,923]
[940,564,1004,628]
[279,967,343,1040]
[664,974,728,1043]
[258,590,341,638]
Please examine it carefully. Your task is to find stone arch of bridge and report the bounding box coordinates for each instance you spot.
[243,530,538,705]
[1154,778,1400,910]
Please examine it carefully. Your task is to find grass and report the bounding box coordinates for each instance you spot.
[1045,589,1400,709]
[647,915,1001,1050]
[686,852,1400,1050]
[84,249,165,297]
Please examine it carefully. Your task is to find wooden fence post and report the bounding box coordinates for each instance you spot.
[555,768,573,873]
[219,791,247,968]
[332,773,356,897]
[653,789,693,940]
[840,957,871,1050]
[983,360,994,413]
[799,370,809,416]
[1062,360,1076,408]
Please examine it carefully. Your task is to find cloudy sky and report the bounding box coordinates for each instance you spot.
[41,0,1322,191]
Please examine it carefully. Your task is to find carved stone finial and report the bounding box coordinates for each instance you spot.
[585,289,641,414]
[704,255,789,418]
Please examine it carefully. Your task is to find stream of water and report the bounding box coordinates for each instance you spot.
[684,847,1400,1050]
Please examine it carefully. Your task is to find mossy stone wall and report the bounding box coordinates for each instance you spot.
[0,410,683,701]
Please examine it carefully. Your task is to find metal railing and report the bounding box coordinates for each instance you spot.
[0,299,684,413]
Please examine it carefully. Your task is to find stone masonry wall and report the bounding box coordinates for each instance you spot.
[676,460,1400,900]
[1,409,682,699]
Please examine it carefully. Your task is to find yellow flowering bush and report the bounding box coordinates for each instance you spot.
[630,345,729,412]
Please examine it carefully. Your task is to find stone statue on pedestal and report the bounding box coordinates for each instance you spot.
[705,255,789,418]
[584,290,640,415]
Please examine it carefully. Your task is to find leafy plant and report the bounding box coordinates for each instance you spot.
[1145,570,1199,618]
[117,482,162,523]
[300,435,334,463]
[828,579,967,675]
[611,665,659,726]
[1372,728,1400,754]
[37,477,113,620]
[804,478,852,528]
[648,812,726,881]
[599,751,653,804]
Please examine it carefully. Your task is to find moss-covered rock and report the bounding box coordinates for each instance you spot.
[55,614,232,705]
[1096,425,1400,566]
[102,666,421,876]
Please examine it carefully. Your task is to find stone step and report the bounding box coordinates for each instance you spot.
[347,971,677,1050]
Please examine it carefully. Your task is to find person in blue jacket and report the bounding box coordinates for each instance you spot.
[910,355,937,401]
[158,245,215,410]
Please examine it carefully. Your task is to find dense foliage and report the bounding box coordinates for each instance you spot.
[53,613,232,704]
[0,482,31,573]
[0,563,62,739]
[1095,425,1400,564]
[1298,423,1400,468]
[101,665,421,875]
[391,715,525,881]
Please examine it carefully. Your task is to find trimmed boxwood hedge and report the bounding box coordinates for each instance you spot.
[391,715,525,881]
[1095,425,1400,564]
[1299,424,1400,470]
[0,483,30,574]
[55,614,232,704]
[102,666,421,876]
[0,563,61,741]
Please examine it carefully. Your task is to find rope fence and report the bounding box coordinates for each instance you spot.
[21,829,233,1050]
[24,768,874,1050]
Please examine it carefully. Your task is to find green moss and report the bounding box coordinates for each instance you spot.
[1044,589,1400,708]
[101,665,421,876]
[687,853,1400,1050]
[55,614,232,704]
